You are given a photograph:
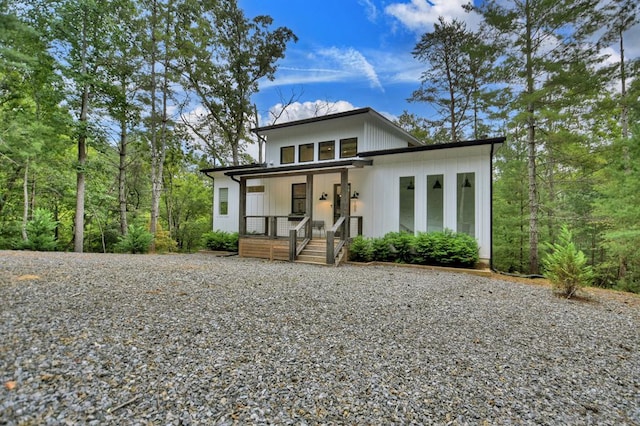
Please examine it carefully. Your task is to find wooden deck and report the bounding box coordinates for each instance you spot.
[238,237,290,261]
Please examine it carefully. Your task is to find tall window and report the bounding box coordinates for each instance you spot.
[399,176,415,233]
[457,172,475,237]
[291,183,306,215]
[299,143,314,162]
[281,146,294,164]
[427,174,444,232]
[319,140,335,160]
[340,137,357,158]
[219,187,229,215]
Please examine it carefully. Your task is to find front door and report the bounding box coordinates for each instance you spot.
[333,183,350,224]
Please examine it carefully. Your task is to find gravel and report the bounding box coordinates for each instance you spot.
[1,250,639,425]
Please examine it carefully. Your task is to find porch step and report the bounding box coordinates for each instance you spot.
[295,239,343,265]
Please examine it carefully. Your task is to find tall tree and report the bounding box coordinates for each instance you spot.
[471,0,603,274]
[410,16,500,142]
[100,0,144,235]
[46,0,111,252]
[176,0,296,165]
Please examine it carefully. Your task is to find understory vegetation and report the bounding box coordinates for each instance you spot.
[202,231,239,252]
[349,230,479,268]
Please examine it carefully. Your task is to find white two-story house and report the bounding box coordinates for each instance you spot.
[201,107,504,266]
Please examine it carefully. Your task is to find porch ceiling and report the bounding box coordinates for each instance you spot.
[223,159,373,179]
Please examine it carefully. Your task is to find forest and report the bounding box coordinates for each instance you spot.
[1,0,639,293]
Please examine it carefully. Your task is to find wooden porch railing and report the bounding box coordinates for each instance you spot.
[289,216,311,261]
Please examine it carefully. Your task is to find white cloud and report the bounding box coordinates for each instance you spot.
[318,47,384,91]
[358,0,379,22]
[385,0,480,33]
[264,100,358,125]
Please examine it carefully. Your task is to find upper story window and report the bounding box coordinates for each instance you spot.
[281,146,294,164]
[319,140,335,160]
[340,137,357,158]
[299,143,314,162]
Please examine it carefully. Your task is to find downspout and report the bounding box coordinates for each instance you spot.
[490,142,495,271]
[202,171,215,231]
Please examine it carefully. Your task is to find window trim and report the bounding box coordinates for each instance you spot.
[319,140,335,161]
[218,187,229,216]
[280,145,295,164]
[291,183,306,215]
[340,137,357,158]
[298,143,314,163]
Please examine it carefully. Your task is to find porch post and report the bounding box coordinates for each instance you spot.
[306,173,313,237]
[239,177,247,236]
[341,169,350,238]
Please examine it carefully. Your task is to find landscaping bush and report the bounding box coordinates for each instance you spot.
[202,230,238,252]
[348,235,374,262]
[383,232,416,263]
[114,225,154,254]
[23,208,58,251]
[542,225,594,298]
[349,230,479,268]
[413,229,479,267]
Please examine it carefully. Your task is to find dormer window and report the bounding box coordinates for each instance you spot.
[340,137,357,158]
[299,143,314,162]
[319,140,335,160]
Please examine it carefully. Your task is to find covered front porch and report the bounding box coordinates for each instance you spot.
[227,160,370,265]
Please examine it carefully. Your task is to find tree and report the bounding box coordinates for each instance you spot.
[471,0,603,274]
[410,16,500,143]
[176,0,297,165]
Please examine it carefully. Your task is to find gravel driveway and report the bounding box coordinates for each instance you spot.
[1,250,639,425]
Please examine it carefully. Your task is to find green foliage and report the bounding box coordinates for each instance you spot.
[202,231,238,252]
[348,235,374,262]
[22,208,58,251]
[383,232,416,263]
[414,229,479,268]
[349,231,479,268]
[114,225,154,254]
[542,226,594,298]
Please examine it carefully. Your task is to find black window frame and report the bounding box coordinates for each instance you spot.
[340,137,357,158]
[298,143,314,163]
[291,183,306,215]
[319,140,335,160]
[281,146,295,164]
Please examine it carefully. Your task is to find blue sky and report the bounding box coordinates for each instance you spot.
[239,0,485,125]
[238,0,639,127]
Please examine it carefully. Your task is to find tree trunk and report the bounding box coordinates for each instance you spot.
[525,0,539,274]
[118,109,128,235]
[22,160,29,241]
[74,16,90,253]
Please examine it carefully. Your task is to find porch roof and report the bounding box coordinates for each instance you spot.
[201,159,373,179]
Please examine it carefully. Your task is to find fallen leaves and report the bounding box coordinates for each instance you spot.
[4,380,17,391]
[17,274,40,281]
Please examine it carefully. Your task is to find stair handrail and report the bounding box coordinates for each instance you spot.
[326,216,346,265]
[289,216,310,261]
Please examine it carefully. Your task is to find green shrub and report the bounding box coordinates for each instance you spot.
[202,230,238,252]
[414,229,479,268]
[23,208,58,251]
[542,226,594,298]
[370,237,391,262]
[383,232,416,263]
[114,225,154,254]
[349,235,374,262]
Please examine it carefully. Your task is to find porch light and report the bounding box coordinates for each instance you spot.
[463,178,472,188]
[319,192,328,201]
[351,191,359,199]
[433,179,442,189]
